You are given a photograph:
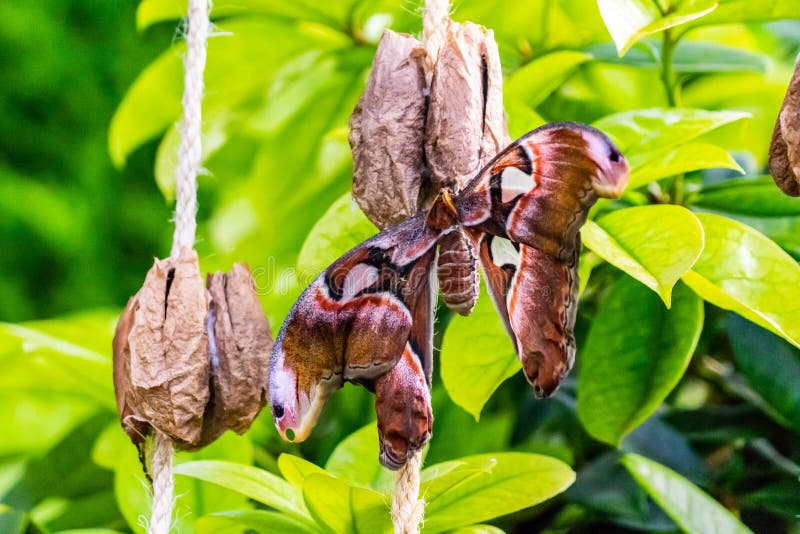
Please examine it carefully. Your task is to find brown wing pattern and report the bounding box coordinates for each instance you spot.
[454,123,628,397]
[269,213,438,445]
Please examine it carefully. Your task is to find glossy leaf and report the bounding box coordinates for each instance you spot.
[578,279,703,446]
[136,0,356,31]
[566,451,675,530]
[107,46,182,168]
[682,213,800,348]
[687,177,800,217]
[593,108,750,155]
[503,49,589,137]
[504,50,591,116]
[421,453,575,533]
[277,454,328,489]
[688,0,800,27]
[0,312,117,458]
[109,19,327,170]
[448,526,505,534]
[727,314,800,431]
[441,279,520,420]
[588,40,768,74]
[324,423,392,491]
[194,510,317,534]
[296,193,377,279]
[597,0,717,55]
[582,205,704,306]
[622,454,753,534]
[627,142,742,189]
[174,460,313,524]
[301,474,392,534]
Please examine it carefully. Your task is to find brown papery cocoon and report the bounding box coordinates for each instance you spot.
[115,249,210,447]
[113,252,273,451]
[350,29,428,229]
[202,264,272,446]
[426,21,510,191]
[769,61,800,197]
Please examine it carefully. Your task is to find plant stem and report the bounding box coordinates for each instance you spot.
[661,27,686,204]
[672,174,685,205]
[661,29,678,106]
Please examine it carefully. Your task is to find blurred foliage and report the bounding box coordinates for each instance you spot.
[0,0,175,323]
[2,0,800,532]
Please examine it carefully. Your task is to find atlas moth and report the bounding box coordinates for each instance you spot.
[270,122,630,469]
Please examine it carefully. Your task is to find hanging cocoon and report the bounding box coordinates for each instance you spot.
[113,248,272,451]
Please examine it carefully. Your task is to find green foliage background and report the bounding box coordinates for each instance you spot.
[2,0,800,533]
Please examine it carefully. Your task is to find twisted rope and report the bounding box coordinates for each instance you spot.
[391,451,425,534]
[150,1,210,533]
[389,5,450,532]
[170,0,210,257]
[148,431,175,534]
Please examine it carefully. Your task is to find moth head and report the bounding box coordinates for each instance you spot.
[269,341,327,443]
[577,125,630,199]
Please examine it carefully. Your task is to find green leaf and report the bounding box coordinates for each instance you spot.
[727,314,800,431]
[296,193,376,278]
[0,316,114,407]
[195,510,317,534]
[0,509,29,534]
[107,45,182,168]
[441,278,520,420]
[622,454,754,534]
[324,423,391,491]
[688,0,800,27]
[505,50,591,108]
[577,278,703,446]
[174,460,312,524]
[687,177,800,217]
[421,453,575,533]
[504,51,590,138]
[583,205,704,306]
[597,0,717,55]
[593,108,750,155]
[504,99,546,140]
[278,454,328,489]
[740,480,800,518]
[0,311,118,457]
[682,213,800,348]
[448,526,505,534]
[136,0,356,31]
[109,19,329,169]
[57,527,118,534]
[627,142,743,189]
[588,40,769,74]
[301,474,392,534]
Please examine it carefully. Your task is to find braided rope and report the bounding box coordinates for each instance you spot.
[148,431,175,534]
[150,1,210,533]
[170,0,210,257]
[391,451,425,534]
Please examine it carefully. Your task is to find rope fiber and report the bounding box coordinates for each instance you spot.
[391,451,425,534]
[150,1,210,533]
